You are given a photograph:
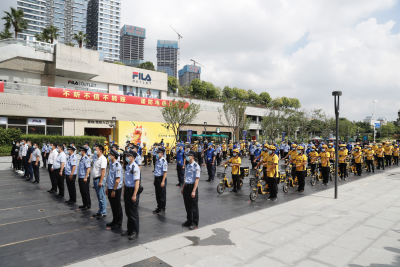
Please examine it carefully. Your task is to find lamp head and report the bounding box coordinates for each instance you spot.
[332,91,342,96]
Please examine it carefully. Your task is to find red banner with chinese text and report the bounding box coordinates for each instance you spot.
[0,82,4,93]
[47,87,188,108]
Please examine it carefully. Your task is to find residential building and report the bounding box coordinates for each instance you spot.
[120,25,145,61]
[87,0,121,61]
[157,40,178,78]
[178,65,201,86]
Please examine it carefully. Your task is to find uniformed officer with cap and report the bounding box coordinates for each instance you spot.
[78,146,91,210]
[130,144,142,171]
[111,143,120,162]
[84,141,92,159]
[181,151,200,230]
[105,149,123,229]
[53,143,67,198]
[64,145,78,204]
[41,141,47,168]
[153,147,167,215]
[122,150,141,240]
[70,141,77,154]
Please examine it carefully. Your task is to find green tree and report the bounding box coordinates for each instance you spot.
[290,98,301,110]
[167,76,179,93]
[160,100,201,143]
[34,32,49,42]
[248,89,259,104]
[190,79,206,98]
[281,97,291,109]
[271,97,283,108]
[260,108,284,143]
[2,7,28,38]
[136,61,155,71]
[45,25,59,44]
[178,83,192,96]
[204,81,218,99]
[218,100,247,141]
[222,86,233,99]
[381,122,395,139]
[64,42,75,47]
[0,28,12,39]
[72,31,89,48]
[259,92,272,106]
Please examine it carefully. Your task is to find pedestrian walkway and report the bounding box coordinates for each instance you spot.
[67,168,400,267]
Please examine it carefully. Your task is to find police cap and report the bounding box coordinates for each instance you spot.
[111,143,119,149]
[70,141,75,145]
[79,146,87,152]
[185,151,196,157]
[126,150,138,158]
[109,149,119,158]
[67,145,76,151]
[157,148,165,154]
[131,144,139,149]
[84,141,90,145]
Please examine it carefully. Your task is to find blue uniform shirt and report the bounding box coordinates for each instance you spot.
[92,148,97,161]
[78,155,91,178]
[125,161,140,187]
[135,153,142,166]
[152,147,158,156]
[41,145,47,153]
[63,147,68,154]
[86,147,92,157]
[254,148,261,161]
[249,145,255,155]
[46,145,51,153]
[197,145,203,152]
[107,161,123,189]
[283,144,290,152]
[176,149,184,166]
[138,146,142,156]
[52,151,66,169]
[185,161,200,184]
[154,157,168,177]
[64,154,78,175]
[206,148,215,163]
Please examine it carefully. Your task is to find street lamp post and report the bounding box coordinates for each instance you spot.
[373,99,377,142]
[112,117,116,142]
[332,91,342,199]
[204,122,207,143]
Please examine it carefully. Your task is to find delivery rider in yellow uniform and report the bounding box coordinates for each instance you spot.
[221,149,241,193]
[338,144,348,180]
[319,144,330,185]
[142,142,148,166]
[393,144,399,166]
[365,145,375,173]
[228,141,233,157]
[222,141,227,159]
[165,143,171,164]
[308,145,319,176]
[376,143,385,170]
[287,146,307,193]
[352,146,363,176]
[253,144,269,181]
[327,143,335,163]
[283,144,298,179]
[254,145,279,201]
[384,141,393,168]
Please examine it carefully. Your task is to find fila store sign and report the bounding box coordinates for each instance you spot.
[132,72,152,85]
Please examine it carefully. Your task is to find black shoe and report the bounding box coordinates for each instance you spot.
[158,210,166,216]
[206,179,211,182]
[111,225,121,230]
[176,183,181,186]
[121,231,131,236]
[49,191,56,194]
[79,205,85,209]
[189,224,198,230]
[92,213,100,217]
[271,197,277,201]
[231,189,237,193]
[152,170,154,172]
[47,190,53,193]
[26,178,31,181]
[129,232,138,240]
[300,190,304,193]
[82,206,91,210]
[106,222,114,227]
[152,209,160,214]
[33,181,39,184]
[55,195,63,198]
[96,214,106,219]
[182,221,191,227]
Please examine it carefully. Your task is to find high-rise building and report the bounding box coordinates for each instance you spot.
[120,25,145,62]
[87,0,122,61]
[157,40,178,78]
[15,0,88,44]
[178,65,201,86]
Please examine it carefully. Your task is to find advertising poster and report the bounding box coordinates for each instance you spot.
[117,121,177,147]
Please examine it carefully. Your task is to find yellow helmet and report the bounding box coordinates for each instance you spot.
[339,144,346,147]
[269,146,276,150]
[297,146,304,150]
[322,144,328,148]
[143,142,146,145]
[104,141,108,144]
[291,144,298,148]
[233,148,239,153]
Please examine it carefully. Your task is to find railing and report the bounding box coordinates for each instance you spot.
[0,38,54,53]
[3,82,48,96]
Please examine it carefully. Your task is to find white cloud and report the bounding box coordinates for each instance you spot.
[121,0,400,121]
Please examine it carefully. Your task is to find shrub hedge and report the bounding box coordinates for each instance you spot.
[20,135,107,148]
[0,145,12,156]
[0,128,23,146]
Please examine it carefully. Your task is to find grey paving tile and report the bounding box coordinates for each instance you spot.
[143,235,193,254]
[311,244,358,266]
[299,215,332,226]
[157,247,200,267]
[375,210,400,222]
[268,214,298,224]
[63,258,106,267]
[349,247,399,266]
[226,240,272,261]
[268,242,313,264]
[241,256,289,267]
[256,230,295,247]
[245,220,281,234]
[332,233,374,252]
[189,253,245,267]
[363,217,396,230]
[295,259,331,267]
[370,235,400,251]
[292,231,335,249]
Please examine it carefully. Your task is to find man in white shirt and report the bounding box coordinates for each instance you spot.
[92,144,108,219]
[20,139,28,177]
[52,143,67,198]
[31,142,41,184]
[47,143,58,194]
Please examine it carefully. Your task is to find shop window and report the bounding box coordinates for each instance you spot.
[8,125,27,134]
[28,126,45,135]
[47,127,62,135]
[47,118,63,126]
[8,116,26,125]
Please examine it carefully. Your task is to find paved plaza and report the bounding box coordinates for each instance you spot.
[0,156,399,266]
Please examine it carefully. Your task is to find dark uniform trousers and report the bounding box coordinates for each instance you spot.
[48,165,57,192]
[377,157,385,169]
[394,156,399,166]
[12,155,17,169]
[66,174,77,201]
[32,161,40,182]
[216,154,221,166]
[291,166,297,179]
[197,153,202,165]
[206,162,215,180]
[250,155,255,169]
[229,149,232,157]
[124,187,140,234]
[42,152,47,167]
[108,188,123,226]
[297,170,306,191]
[385,155,392,167]
[366,160,374,173]
[143,154,148,166]
[166,154,170,163]
[16,157,22,170]
[283,152,288,159]
[177,165,184,185]
[310,163,317,175]
[339,163,347,178]
[154,176,167,211]
[268,176,278,198]
[322,166,330,184]
[152,155,157,169]
[183,184,199,225]
[280,149,284,159]
[22,156,28,176]
[232,174,241,190]
[355,163,362,175]
[55,169,65,197]
[78,177,91,206]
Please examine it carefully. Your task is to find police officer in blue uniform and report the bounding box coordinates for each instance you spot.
[106,149,123,230]
[122,151,141,240]
[153,147,168,215]
[70,141,77,154]
[176,144,185,187]
[84,141,92,160]
[41,141,47,168]
[78,146,91,210]
[63,143,68,155]
[205,143,216,182]
[64,145,77,204]
[45,141,51,168]
[181,151,200,230]
[254,144,261,168]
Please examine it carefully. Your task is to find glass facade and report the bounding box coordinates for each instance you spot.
[0,116,63,135]
[87,0,121,61]
[118,85,161,99]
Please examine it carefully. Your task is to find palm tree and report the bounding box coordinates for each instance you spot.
[34,32,49,43]
[0,28,13,40]
[72,31,89,48]
[45,25,59,44]
[2,7,28,38]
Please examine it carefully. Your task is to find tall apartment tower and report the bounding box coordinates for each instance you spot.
[15,0,88,44]
[87,0,122,61]
[179,65,201,86]
[119,25,145,65]
[157,40,178,78]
